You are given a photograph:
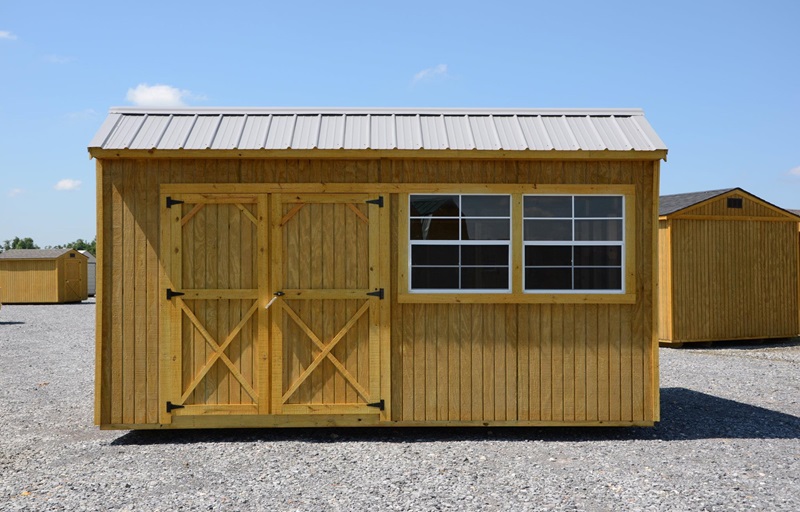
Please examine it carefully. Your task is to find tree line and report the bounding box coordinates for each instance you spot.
[1,236,96,256]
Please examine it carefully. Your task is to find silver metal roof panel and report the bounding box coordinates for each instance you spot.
[89,107,667,156]
[210,115,245,150]
[104,114,145,149]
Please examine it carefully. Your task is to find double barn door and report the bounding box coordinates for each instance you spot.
[159,191,387,424]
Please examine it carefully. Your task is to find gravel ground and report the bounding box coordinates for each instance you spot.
[1,301,798,511]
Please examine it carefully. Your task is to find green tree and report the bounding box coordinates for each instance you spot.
[52,237,97,256]
[1,237,39,252]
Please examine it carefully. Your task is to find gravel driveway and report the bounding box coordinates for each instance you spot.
[1,301,798,511]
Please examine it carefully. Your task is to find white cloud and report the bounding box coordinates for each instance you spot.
[0,31,17,40]
[55,179,81,191]
[412,64,449,85]
[126,83,204,107]
[8,188,23,197]
[788,166,800,177]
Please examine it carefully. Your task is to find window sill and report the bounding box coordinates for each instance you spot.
[397,292,636,304]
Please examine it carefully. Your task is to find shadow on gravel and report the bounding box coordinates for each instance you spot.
[0,321,25,325]
[110,387,800,446]
[666,337,800,350]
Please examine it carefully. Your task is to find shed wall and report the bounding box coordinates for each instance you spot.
[96,158,659,427]
[669,218,799,342]
[0,260,59,303]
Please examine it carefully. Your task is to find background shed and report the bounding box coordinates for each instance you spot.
[0,249,89,303]
[80,250,97,296]
[658,188,800,344]
[89,107,667,429]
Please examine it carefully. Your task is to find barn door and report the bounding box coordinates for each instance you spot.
[160,193,267,423]
[270,194,387,416]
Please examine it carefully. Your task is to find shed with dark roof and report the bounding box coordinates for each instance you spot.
[88,106,667,429]
[0,249,88,303]
[658,188,800,345]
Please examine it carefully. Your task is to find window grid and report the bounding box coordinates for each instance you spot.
[523,195,624,293]
[409,194,511,292]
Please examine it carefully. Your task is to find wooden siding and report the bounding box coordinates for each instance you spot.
[0,253,88,303]
[667,218,799,342]
[96,158,659,427]
[657,220,673,343]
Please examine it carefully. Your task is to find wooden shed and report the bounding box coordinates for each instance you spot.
[88,107,667,429]
[658,188,800,345]
[0,249,88,303]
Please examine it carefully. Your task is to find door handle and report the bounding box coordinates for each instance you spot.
[265,291,285,309]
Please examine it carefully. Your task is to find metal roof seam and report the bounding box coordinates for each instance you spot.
[180,115,198,150]
[260,114,273,150]
[609,116,634,151]
[585,115,608,151]
[286,114,298,150]
[391,114,398,150]
[234,114,247,150]
[125,114,148,150]
[207,114,224,150]
[151,114,173,150]
[512,115,531,151]
[313,114,322,150]
[463,114,476,150]
[561,115,581,151]
[488,115,502,150]
[415,114,423,150]
[439,114,450,150]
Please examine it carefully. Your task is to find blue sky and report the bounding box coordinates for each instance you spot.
[1,0,798,246]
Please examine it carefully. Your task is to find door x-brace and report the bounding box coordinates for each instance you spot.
[176,299,260,404]
[280,300,372,404]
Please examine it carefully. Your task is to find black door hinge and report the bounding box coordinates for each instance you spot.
[166,288,185,300]
[366,399,385,411]
[166,196,185,208]
[366,288,384,300]
[166,401,185,413]
[366,196,384,208]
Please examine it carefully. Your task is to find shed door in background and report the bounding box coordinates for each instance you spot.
[160,193,266,423]
[271,194,387,416]
[63,255,84,302]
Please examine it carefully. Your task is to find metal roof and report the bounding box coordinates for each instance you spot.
[89,107,667,155]
[0,249,83,260]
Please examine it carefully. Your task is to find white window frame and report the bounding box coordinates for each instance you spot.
[523,194,625,294]
[408,193,512,293]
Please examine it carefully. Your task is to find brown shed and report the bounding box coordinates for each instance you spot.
[0,249,88,303]
[89,107,667,429]
[658,188,800,345]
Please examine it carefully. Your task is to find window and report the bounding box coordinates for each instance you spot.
[400,186,634,303]
[409,194,511,291]
[524,195,624,292]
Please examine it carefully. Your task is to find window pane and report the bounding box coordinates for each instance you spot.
[463,219,510,240]
[462,245,508,266]
[410,195,460,217]
[410,218,460,240]
[461,267,509,289]
[525,268,572,290]
[574,245,622,266]
[461,195,510,217]
[412,245,459,266]
[574,268,622,290]
[574,196,622,218]
[574,219,623,241]
[524,219,572,241]
[412,267,459,289]
[524,196,572,218]
[525,246,572,266]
